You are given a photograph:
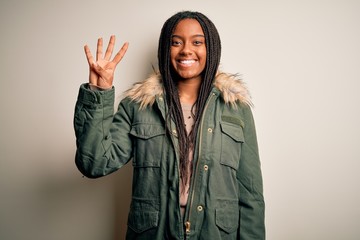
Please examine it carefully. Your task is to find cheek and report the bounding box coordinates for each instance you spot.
[170,49,177,66]
[200,49,207,67]
[199,47,207,59]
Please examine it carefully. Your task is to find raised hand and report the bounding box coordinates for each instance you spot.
[84,35,129,89]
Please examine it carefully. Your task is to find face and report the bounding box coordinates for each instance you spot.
[170,19,207,82]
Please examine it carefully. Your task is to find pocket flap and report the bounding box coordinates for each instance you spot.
[128,210,159,233]
[220,122,244,142]
[130,123,165,140]
[215,208,239,233]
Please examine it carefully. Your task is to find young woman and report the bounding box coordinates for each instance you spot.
[74,11,265,240]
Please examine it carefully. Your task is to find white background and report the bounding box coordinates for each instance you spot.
[1,0,359,239]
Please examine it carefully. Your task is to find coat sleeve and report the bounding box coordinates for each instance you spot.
[237,104,265,239]
[73,84,133,178]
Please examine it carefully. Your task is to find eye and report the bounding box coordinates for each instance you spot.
[193,40,204,46]
[171,40,182,46]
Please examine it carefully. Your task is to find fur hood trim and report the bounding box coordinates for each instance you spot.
[124,72,252,109]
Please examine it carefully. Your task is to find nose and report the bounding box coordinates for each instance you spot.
[180,42,192,55]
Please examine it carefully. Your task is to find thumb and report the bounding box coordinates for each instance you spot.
[91,62,104,73]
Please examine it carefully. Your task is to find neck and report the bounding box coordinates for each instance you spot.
[177,78,201,105]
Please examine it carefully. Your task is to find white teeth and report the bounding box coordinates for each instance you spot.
[180,60,195,65]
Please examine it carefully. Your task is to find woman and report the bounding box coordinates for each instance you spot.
[74,11,265,240]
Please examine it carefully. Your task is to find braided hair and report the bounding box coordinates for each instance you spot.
[158,11,221,187]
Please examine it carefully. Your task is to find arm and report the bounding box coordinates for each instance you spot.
[237,104,265,239]
[74,85,133,178]
[74,36,132,178]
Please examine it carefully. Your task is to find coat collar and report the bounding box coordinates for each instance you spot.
[124,72,252,109]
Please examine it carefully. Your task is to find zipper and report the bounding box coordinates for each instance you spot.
[184,93,215,237]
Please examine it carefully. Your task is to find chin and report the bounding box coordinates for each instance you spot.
[177,71,199,80]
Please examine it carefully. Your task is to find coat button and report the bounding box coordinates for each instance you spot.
[197,205,203,212]
[159,96,163,101]
[207,128,213,133]
[204,165,208,171]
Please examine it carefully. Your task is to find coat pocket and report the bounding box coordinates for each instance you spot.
[215,199,239,234]
[130,123,166,167]
[127,210,159,233]
[220,121,244,170]
[127,198,159,234]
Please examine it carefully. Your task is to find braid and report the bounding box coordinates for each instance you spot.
[158,11,221,187]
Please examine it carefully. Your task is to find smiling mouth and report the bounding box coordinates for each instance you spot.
[178,59,196,66]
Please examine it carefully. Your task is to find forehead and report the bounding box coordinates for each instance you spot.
[173,18,204,36]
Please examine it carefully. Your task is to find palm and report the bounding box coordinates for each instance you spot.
[84,35,129,89]
[91,58,116,86]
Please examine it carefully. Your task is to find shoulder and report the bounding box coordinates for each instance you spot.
[123,72,163,110]
[213,72,252,107]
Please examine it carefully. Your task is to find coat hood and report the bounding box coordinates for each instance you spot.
[124,72,252,109]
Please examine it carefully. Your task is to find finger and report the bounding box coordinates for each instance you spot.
[89,71,97,86]
[112,42,129,65]
[104,35,115,61]
[84,45,95,66]
[96,37,103,61]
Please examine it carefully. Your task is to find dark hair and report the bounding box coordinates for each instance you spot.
[158,11,221,187]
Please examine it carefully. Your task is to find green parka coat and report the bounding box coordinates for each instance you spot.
[74,72,265,240]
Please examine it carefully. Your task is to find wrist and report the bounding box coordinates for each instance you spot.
[89,83,112,91]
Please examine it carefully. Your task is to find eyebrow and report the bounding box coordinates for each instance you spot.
[171,34,205,38]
